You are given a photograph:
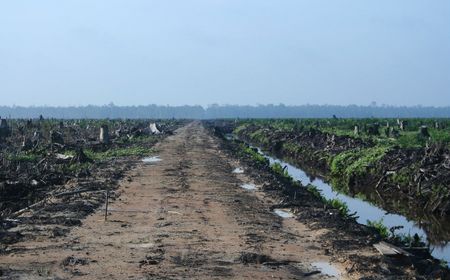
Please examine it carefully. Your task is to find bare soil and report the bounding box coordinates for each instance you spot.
[0,122,437,279]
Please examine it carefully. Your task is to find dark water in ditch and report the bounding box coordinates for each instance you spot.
[235,139,450,264]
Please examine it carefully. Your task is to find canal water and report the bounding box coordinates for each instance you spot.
[254,146,450,264]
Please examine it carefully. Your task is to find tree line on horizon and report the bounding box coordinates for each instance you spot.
[0,104,449,119]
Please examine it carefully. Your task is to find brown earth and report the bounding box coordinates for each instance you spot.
[1,122,394,279]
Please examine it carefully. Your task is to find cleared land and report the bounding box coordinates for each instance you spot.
[0,122,448,279]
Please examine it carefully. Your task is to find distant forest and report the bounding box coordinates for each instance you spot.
[1,104,449,119]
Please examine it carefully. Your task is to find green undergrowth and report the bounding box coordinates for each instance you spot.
[115,135,158,145]
[327,198,350,217]
[85,146,153,161]
[63,162,93,173]
[235,138,353,219]
[367,218,428,250]
[330,146,390,191]
[249,129,270,146]
[233,123,250,135]
[282,143,303,155]
[7,151,40,162]
[367,218,390,239]
[237,143,268,166]
[271,162,290,178]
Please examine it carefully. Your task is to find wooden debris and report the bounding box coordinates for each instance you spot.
[373,241,412,257]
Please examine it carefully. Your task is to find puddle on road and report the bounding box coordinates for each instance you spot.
[232,167,244,174]
[142,156,162,163]
[241,183,256,190]
[273,209,294,218]
[129,243,155,249]
[312,262,341,279]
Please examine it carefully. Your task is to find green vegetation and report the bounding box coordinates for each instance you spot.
[306,185,324,201]
[393,233,424,248]
[270,162,290,178]
[63,162,93,173]
[7,151,39,162]
[85,146,153,161]
[330,146,390,190]
[327,198,350,217]
[235,118,450,148]
[367,218,390,238]
[282,143,302,155]
[390,167,413,186]
[233,123,250,135]
[232,118,450,229]
[237,143,268,166]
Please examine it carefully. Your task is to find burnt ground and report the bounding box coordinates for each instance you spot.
[0,122,447,279]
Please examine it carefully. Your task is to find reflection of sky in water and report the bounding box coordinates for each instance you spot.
[142,156,162,163]
[257,148,450,264]
[312,262,341,279]
[274,209,294,218]
[241,183,256,190]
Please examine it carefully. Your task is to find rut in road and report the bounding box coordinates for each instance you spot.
[1,122,341,279]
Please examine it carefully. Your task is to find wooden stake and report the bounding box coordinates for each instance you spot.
[105,190,109,221]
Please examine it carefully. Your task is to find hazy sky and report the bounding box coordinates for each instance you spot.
[0,1,449,107]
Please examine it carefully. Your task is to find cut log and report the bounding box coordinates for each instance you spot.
[373,241,412,257]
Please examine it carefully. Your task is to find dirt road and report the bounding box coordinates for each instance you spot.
[1,122,370,279]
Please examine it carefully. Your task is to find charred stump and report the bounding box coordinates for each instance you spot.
[21,136,33,151]
[419,126,430,138]
[50,130,64,145]
[71,148,93,164]
[0,118,11,138]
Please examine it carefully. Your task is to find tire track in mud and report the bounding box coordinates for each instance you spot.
[1,122,342,279]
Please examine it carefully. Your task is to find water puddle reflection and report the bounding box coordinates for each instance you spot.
[232,167,244,174]
[142,156,162,163]
[312,262,341,279]
[273,209,294,218]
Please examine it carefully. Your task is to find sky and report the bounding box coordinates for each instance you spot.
[0,1,449,107]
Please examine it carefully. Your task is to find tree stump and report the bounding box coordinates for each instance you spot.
[435,121,440,129]
[419,126,430,138]
[50,130,64,145]
[0,118,11,138]
[399,120,407,131]
[21,136,33,151]
[100,125,110,144]
[390,127,400,138]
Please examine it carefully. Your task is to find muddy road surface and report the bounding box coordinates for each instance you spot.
[0,122,408,279]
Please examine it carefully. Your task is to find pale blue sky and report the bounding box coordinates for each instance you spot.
[0,1,449,106]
